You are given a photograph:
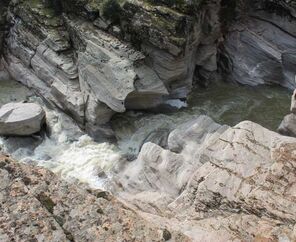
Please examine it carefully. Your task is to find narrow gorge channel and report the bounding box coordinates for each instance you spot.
[1,0,296,241]
[0,75,291,188]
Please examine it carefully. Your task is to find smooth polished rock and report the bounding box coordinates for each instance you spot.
[0,103,45,136]
[168,115,229,153]
[221,2,296,89]
[278,88,296,137]
[113,117,296,241]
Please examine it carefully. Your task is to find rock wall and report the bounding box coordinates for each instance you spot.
[1,0,296,138]
[220,0,296,89]
[1,0,222,139]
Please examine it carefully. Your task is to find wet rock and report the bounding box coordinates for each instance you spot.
[168,115,229,153]
[278,89,296,137]
[278,113,296,137]
[0,154,189,241]
[1,136,43,158]
[0,103,45,136]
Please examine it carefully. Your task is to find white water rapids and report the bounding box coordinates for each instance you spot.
[0,76,292,189]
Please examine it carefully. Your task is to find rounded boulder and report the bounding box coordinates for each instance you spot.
[0,102,45,136]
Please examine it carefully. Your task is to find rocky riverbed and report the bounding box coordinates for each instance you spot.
[1,0,296,241]
[1,67,296,241]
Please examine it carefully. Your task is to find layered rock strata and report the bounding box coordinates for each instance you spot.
[0,0,222,138]
[2,0,296,138]
[221,0,296,89]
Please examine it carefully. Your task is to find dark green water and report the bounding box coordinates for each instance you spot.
[112,82,291,156]
[187,81,291,131]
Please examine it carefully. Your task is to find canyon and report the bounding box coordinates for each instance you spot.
[0,0,296,241]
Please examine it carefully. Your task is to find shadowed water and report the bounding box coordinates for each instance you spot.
[112,81,291,157]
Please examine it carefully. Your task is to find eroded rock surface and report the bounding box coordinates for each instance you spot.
[221,0,296,89]
[0,0,9,53]
[1,0,222,138]
[113,116,296,241]
[0,154,189,242]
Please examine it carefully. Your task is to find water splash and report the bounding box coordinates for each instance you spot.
[0,78,291,189]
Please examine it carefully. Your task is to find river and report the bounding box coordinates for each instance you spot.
[0,77,291,188]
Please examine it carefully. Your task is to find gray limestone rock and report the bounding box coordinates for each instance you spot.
[221,1,296,89]
[0,102,45,136]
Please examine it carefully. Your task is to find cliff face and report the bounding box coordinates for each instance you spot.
[221,0,296,89]
[1,0,222,138]
[1,0,296,138]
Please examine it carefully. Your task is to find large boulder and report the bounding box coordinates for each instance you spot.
[0,103,45,136]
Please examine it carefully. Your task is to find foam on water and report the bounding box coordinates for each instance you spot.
[32,135,121,188]
[0,106,122,189]
[0,78,292,189]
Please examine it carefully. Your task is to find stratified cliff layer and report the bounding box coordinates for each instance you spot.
[1,0,296,138]
[221,0,296,89]
[1,0,222,138]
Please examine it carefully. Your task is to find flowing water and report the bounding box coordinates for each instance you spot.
[112,81,292,157]
[0,77,292,189]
